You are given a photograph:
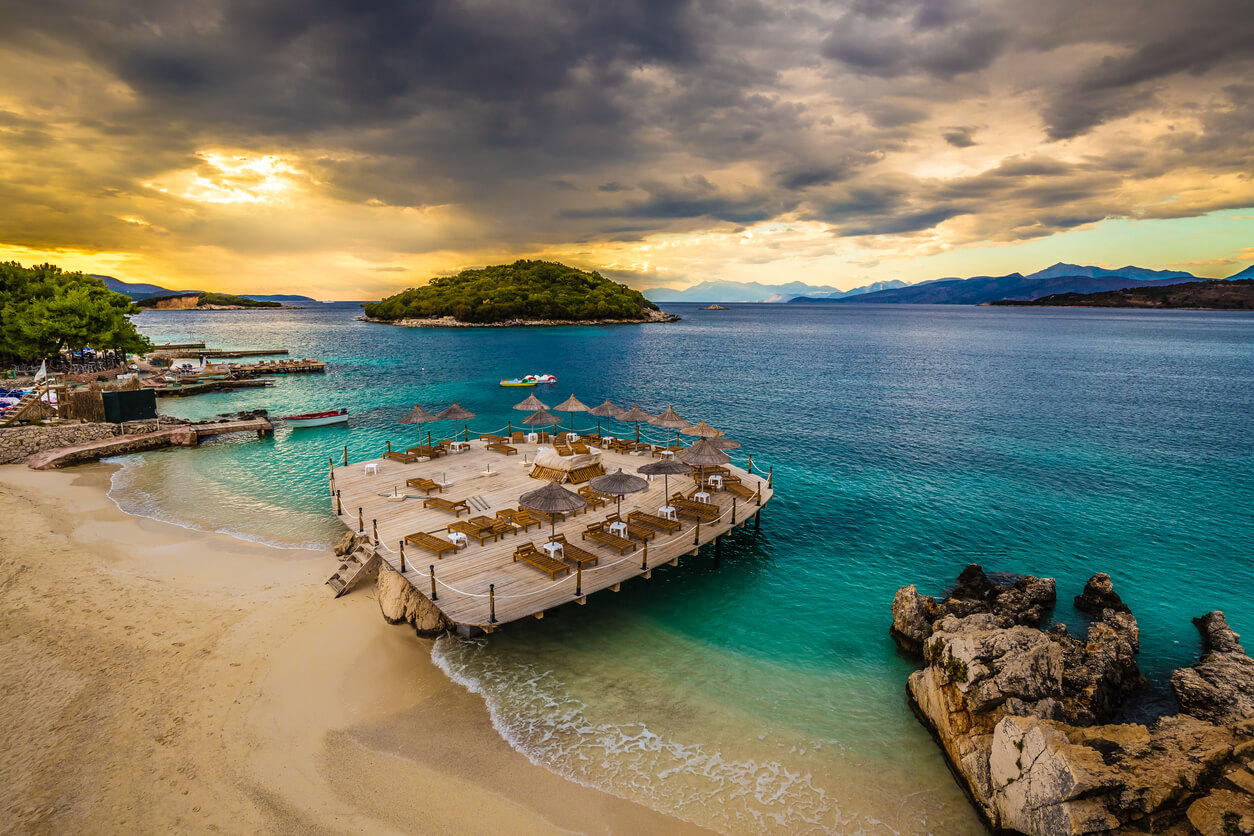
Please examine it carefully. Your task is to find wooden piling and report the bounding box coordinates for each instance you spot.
[430,565,437,601]
[732,497,737,525]
[768,466,773,489]
[358,507,364,533]
[372,518,379,545]
[755,510,761,531]
[489,584,497,624]
[642,541,649,570]
[694,518,701,546]
[747,455,754,475]
[399,540,406,572]
[336,489,342,515]
[576,562,583,597]
[343,446,348,466]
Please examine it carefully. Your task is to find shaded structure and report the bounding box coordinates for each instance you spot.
[435,402,476,441]
[552,394,590,434]
[616,404,655,442]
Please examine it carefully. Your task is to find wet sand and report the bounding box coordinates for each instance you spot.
[0,463,707,835]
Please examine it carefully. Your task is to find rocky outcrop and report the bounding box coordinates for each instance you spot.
[1172,613,1254,725]
[897,567,1254,835]
[377,561,453,637]
[890,563,1056,653]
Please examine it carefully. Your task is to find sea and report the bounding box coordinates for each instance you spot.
[112,301,1254,834]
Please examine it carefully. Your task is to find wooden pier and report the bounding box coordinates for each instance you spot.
[148,348,289,364]
[229,359,326,377]
[329,438,773,631]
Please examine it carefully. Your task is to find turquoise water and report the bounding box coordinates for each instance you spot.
[115,302,1254,833]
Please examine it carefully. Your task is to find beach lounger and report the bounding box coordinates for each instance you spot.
[581,523,637,554]
[497,508,540,532]
[449,519,495,545]
[554,443,573,456]
[628,510,682,533]
[479,433,505,442]
[549,534,599,568]
[384,451,418,464]
[405,530,459,559]
[511,432,525,443]
[571,442,589,454]
[723,480,756,500]
[577,486,607,509]
[407,444,445,458]
[567,463,605,484]
[490,518,518,539]
[606,513,655,542]
[487,442,518,456]
[513,543,570,580]
[424,496,470,516]
[405,477,442,495]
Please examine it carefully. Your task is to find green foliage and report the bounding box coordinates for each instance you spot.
[363,260,661,323]
[0,262,152,362]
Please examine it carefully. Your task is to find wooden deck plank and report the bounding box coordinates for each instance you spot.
[329,440,772,628]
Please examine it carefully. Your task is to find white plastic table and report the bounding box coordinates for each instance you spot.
[660,450,675,459]
[543,541,564,560]
[363,462,379,475]
[566,432,580,443]
[659,505,677,521]
[694,491,712,504]
[601,436,614,447]
[707,475,724,490]
[449,441,471,452]
[527,432,539,443]
[609,521,628,537]
[447,531,468,548]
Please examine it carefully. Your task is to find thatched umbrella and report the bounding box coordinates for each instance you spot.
[519,480,587,543]
[513,393,549,412]
[552,394,590,436]
[638,458,693,500]
[587,398,624,436]
[616,404,656,443]
[435,402,476,442]
[708,431,741,450]
[522,408,562,442]
[588,467,649,519]
[649,405,690,447]
[681,420,723,439]
[398,403,439,447]
[679,437,731,490]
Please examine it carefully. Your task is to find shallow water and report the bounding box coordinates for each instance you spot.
[113,302,1254,833]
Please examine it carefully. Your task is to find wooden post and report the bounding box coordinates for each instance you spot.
[576,562,582,597]
[489,584,497,624]
[372,518,379,546]
[329,471,335,495]
[508,420,512,436]
[732,497,737,525]
[343,446,348,466]
[747,455,754,475]
[694,518,701,546]
[715,536,722,568]
[768,466,773,489]
[427,431,432,446]
[430,565,437,601]
[387,440,392,453]
[756,484,761,506]
[336,490,342,515]
[642,541,648,570]
[464,426,469,442]
[358,507,364,533]
[755,510,761,532]
[329,456,334,470]
[399,540,406,572]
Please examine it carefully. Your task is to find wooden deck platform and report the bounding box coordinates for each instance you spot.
[229,359,326,376]
[330,440,774,631]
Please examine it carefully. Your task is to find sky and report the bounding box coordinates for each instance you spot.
[2,0,1252,300]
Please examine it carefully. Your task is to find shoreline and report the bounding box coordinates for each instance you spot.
[358,310,680,328]
[0,463,707,834]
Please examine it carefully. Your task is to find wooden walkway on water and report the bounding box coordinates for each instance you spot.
[330,439,773,631]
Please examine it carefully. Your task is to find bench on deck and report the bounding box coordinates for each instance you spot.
[404,530,459,559]
[513,543,570,580]
[628,510,682,533]
[424,496,470,516]
[497,508,540,532]
[606,513,655,542]
[384,450,418,464]
[405,477,442,495]
[487,442,518,456]
[549,534,599,568]
[581,523,637,554]
[449,519,495,545]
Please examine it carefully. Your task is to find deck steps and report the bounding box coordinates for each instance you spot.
[326,547,380,598]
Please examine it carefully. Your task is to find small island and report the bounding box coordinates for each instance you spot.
[137,292,285,310]
[361,260,678,327]
[988,279,1254,310]
[699,304,728,310]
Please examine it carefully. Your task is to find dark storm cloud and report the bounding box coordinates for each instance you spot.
[1,0,1253,261]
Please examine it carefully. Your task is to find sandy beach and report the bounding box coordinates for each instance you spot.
[0,463,706,835]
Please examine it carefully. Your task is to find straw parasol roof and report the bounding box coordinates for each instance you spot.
[681,420,722,438]
[589,467,649,517]
[678,437,731,466]
[398,404,438,424]
[513,393,549,412]
[435,402,476,422]
[707,432,741,450]
[520,479,588,512]
[588,399,624,418]
[649,405,689,428]
[522,408,562,426]
[553,394,590,413]
[638,458,693,498]
[617,404,655,423]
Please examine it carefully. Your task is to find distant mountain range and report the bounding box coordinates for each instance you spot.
[96,275,318,304]
[788,262,1254,306]
[989,279,1254,311]
[642,279,907,303]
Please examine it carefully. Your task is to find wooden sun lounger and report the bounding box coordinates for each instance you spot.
[511,432,525,442]
[578,487,607,509]
[514,543,570,580]
[629,510,682,533]
[424,496,470,516]
[549,534,598,568]
[724,480,756,499]
[449,519,494,545]
[384,451,418,463]
[554,444,573,456]
[407,444,445,458]
[405,477,442,495]
[567,463,605,484]
[497,508,540,532]
[606,514,655,542]
[530,465,567,482]
[405,530,459,559]
[571,442,589,454]
[582,523,637,554]
[479,433,505,442]
[487,442,518,455]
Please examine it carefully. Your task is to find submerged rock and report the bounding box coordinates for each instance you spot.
[894,568,1254,835]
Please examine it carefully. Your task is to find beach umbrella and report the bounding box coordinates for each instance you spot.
[707,431,742,450]
[435,401,476,441]
[552,394,590,436]
[616,404,656,443]
[398,403,439,448]
[522,408,562,441]
[638,458,693,500]
[681,420,723,439]
[588,467,649,519]
[513,393,549,412]
[649,405,690,448]
[587,398,624,436]
[679,437,731,489]
[519,480,587,543]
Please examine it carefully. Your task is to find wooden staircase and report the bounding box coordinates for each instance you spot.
[0,376,65,426]
[326,546,380,598]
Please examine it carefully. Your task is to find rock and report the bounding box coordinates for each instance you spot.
[1074,572,1130,616]
[377,561,452,636]
[1186,788,1254,836]
[1054,609,1145,725]
[952,563,995,599]
[332,529,360,557]
[890,584,936,653]
[1172,611,1254,725]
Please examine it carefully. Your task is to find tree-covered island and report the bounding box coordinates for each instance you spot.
[362,260,677,326]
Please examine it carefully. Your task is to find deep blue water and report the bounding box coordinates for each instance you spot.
[115,301,1254,833]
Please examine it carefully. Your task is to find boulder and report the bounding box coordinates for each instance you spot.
[377,562,453,636]
[890,584,936,653]
[1074,572,1130,616]
[1172,612,1254,725]
[333,529,362,557]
